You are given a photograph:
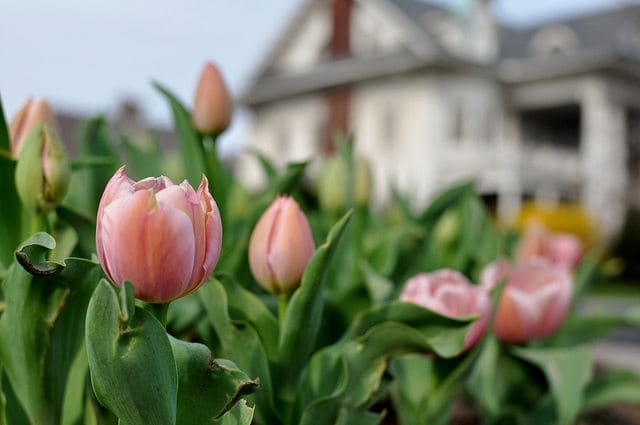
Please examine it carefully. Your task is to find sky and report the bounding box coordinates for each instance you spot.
[0,0,636,154]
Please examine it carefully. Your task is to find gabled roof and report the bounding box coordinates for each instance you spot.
[241,0,448,106]
[500,3,640,59]
[242,0,640,107]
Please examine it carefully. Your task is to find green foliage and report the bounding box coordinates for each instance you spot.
[0,233,101,425]
[86,281,178,425]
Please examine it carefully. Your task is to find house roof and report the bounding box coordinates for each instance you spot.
[500,4,640,59]
[241,0,640,107]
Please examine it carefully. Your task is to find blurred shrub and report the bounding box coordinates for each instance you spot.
[516,201,599,245]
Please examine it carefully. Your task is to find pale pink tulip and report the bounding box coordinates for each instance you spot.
[9,99,57,159]
[400,270,491,351]
[493,259,572,343]
[248,196,315,294]
[192,62,232,135]
[479,256,511,292]
[96,167,222,303]
[517,222,582,271]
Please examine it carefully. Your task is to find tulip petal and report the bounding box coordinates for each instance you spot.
[267,197,315,293]
[156,182,208,287]
[96,166,134,277]
[100,190,195,303]
[196,177,222,289]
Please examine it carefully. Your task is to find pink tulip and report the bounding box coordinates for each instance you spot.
[248,196,315,294]
[479,256,510,292]
[96,167,222,303]
[9,98,57,159]
[192,62,232,135]
[517,222,582,271]
[493,259,572,343]
[400,270,491,351]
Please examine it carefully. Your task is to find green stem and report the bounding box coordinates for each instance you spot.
[203,134,227,214]
[146,303,170,328]
[278,294,289,329]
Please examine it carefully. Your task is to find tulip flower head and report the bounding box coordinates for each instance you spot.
[192,62,232,135]
[517,222,583,271]
[9,98,57,159]
[249,196,315,294]
[401,270,491,351]
[96,167,222,303]
[492,259,572,343]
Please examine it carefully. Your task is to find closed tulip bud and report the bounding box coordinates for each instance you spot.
[9,98,57,159]
[433,209,460,247]
[318,155,372,212]
[493,259,572,343]
[15,124,70,213]
[192,62,232,135]
[318,157,348,213]
[401,270,491,351]
[249,196,315,294]
[96,167,222,303]
[354,156,372,206]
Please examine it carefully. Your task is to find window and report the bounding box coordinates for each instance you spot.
[452,101,465,143]
[380,106,396,148]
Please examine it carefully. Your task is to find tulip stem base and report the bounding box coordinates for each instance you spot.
[278,294,289,328]
[146,302,169,328]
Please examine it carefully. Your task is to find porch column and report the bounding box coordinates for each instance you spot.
[581,78,627,242]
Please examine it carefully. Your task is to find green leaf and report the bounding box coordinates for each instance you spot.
[277,211,352,401]
[64,117,118,217]
[218,274,279,362]
[513,345,592,425]
[0,92,10,152]
[0,232,101,425]
[61,345,89,425]
[214,399,255,425]
[335,407,385,425]
[359,260,394,304]
[583,370,640,411]
[198,279,281,425]
[389,354,434,425]
[169,336,258,425]
[391,352,477,425]
[342,301,472,358]
[542,315,631,347]
[418,181,474,225]
[0,155,23,271]
[467,335,503,417]
[250,149,278,181]
[153,82,206,188]
[15,232,64,275]
[298,321,468,425]
[120,135,164,180]
[269,161,309,196]
[56,205,96,258]
[85,281,177,425]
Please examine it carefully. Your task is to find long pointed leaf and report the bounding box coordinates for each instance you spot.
[277,211,352,401]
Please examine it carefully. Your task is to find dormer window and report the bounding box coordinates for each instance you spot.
[529,24,580,56]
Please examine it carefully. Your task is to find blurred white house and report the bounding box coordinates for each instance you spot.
[239,0,640,240]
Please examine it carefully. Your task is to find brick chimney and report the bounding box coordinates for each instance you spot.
[329,0,352,57]
[324,0,353,154]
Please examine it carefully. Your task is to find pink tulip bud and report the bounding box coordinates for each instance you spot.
[248,196,315,294]
[493,259,572,343]
[96,167,222,303]
[9,98,57,159]
[400,270,491,351]
[517,222,583,271]
[192,62,232,135]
